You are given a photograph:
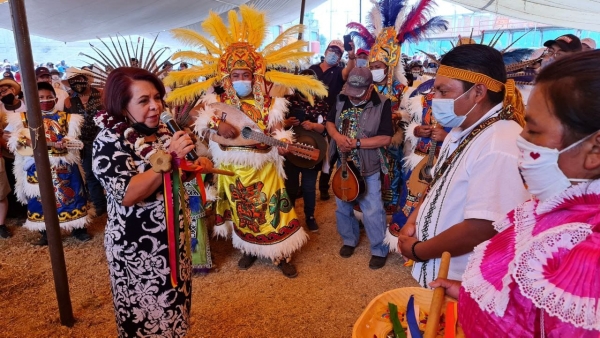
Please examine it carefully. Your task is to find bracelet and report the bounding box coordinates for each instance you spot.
[411,240,426,262]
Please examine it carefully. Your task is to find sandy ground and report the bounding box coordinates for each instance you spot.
[0,193,418,337]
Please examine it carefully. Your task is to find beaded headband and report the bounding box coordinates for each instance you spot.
[437,65,504,92]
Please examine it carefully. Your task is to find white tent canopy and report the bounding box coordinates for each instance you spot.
[447,0,600,32]
[0,0,325,43]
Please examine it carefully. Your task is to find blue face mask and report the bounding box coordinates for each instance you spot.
[431,86,477,128]
[356,59,368,68]
[232,80,252,97]
[325,52,339,66]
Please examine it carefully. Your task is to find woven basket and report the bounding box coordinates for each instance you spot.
[353,287,461,338]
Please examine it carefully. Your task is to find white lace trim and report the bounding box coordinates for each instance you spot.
[536,180,599,215]
[513,222,597,330]
[464,200,539,316]
[462,237,513,316]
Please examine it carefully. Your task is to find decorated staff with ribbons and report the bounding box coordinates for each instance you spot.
[165,5,327,278]
[347,0,448,221]
[93,67,213,337]
[397,44,530,287]
[8,81,90,245]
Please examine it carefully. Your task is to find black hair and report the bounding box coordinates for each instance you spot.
[37,81,56,96]
[535,49,600,145]
[440,44,506,105]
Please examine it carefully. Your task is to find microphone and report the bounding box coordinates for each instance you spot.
[159,111,199,161]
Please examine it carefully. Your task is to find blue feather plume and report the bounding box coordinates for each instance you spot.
[379,0,408,28]
[401,17,448,44]
[502,48,535,65]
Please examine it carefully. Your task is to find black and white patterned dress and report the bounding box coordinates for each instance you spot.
[93,126,191,338]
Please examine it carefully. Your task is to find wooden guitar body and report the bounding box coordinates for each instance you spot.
[332,159,365,202]
[402,154,437,216]
[331,119,366,202]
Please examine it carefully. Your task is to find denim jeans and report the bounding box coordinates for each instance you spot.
[335,172,388,257]
[82,142,106,212]
[284,162,318,218]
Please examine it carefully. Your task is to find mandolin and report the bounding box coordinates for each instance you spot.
[332,119,365,202]
[402,120,438,217]
[17,139,84,156]
[241,127,320,161]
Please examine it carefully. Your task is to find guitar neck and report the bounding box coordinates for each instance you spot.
[426,140,437,166]
[243,130,287,148]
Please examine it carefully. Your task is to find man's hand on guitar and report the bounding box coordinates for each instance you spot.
[284,117,300,128]
[431,126,448,142]
[414,125,432,138]
[217,121,239,139]
[277,138,291,156]
[334,134,353,152]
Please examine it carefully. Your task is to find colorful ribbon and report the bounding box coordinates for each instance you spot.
[407,295,423,338]
[163,158,207,288]
[444,302,458,338]
[388,302,407,338]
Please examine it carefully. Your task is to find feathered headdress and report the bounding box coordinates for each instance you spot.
[346,0,448,92]
[164,5,327,111]
[79,35,172,87]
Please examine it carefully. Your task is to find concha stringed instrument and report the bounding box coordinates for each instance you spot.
[403,119,439,216]
[241,127,320,161]
[332,119,365,202]
[17,139,84,156]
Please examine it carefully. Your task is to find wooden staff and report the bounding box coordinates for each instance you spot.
[424,251,451,338]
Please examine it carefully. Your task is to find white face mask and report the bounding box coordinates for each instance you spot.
[356,59,368,68]
[516,134,593,201]
[431,86,477,128]
[371,69,386,83]
[232,80,252,97]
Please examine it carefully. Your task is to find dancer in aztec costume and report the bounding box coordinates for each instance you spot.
[346,0,448,222]
[8,82,89,242]
[166,5,327,277]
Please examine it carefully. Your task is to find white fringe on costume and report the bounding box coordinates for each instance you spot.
[6,113,88,231]
[402,94,427,171]
[384,230,400,253]
[232,224,308,260]
[24,215,88,232]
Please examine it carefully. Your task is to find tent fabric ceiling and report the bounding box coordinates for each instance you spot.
[447,0,600,32]
[0,0,325,43]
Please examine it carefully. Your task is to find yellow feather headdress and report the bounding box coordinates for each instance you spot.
[165,5,327,110]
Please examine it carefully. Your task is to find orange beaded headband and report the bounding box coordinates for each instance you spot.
[437,65,504,92]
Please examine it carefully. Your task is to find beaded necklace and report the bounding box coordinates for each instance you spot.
[94,110,171,161]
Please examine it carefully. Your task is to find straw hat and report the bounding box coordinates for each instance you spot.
[61,67,95,86]
[0,78,21,93]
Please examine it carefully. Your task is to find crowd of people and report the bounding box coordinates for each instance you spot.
[0,2,599,337]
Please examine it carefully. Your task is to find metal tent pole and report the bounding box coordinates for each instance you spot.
[8,0,75,327]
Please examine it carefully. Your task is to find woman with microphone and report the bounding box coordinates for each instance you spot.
[92,67,212,337]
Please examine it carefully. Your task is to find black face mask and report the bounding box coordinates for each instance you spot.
[1,93,14,105]
[127,110,158,136]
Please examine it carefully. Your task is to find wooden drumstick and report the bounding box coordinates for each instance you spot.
[423,251,451,338]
